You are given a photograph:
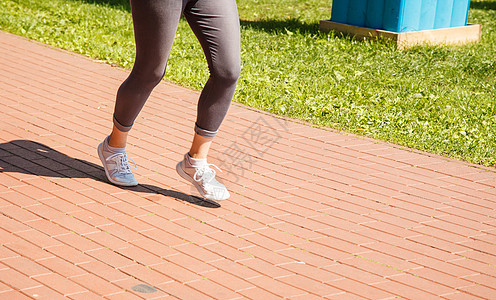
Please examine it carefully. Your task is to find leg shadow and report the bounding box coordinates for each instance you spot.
[0,140,220,208]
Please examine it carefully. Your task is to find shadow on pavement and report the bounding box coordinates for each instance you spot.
[0,140,220,208]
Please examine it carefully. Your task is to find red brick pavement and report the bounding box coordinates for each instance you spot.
[1,30,495,299]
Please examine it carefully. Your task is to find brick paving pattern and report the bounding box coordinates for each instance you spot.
[1,30,495,299]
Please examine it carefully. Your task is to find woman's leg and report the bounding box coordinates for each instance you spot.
[111,0,185,139]
[176,0,241,200]
[101,0,185,186]
[184,0,241,152]
[108,124,128,148]
[188,133,213,159]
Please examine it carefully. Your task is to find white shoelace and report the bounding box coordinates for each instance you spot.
[106,152,137,175]
[193,164,222,184]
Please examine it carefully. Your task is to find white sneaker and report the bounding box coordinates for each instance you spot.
[176,154,230,201]
[97,141,138,187]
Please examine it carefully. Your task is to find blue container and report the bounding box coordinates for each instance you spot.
[331,0,350,24]
[330,0,471,32]
[366,0,386,29]
[347,0,368,27]
[419,0,437,30]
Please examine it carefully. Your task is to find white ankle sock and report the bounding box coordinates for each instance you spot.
[185,153,207,168]
[104,136,126,154]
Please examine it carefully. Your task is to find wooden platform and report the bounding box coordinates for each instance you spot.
[320,20,481,49]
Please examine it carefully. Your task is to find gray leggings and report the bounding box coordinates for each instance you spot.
[113,0,241,138]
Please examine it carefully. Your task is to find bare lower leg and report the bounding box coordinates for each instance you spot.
[189,133,213,159]
[108,124,129,148]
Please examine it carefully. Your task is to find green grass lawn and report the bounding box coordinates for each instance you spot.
[1,0,495,166]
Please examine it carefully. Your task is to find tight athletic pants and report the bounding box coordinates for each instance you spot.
[113,0,241,138]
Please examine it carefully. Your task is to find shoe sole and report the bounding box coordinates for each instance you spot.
[176,161,229,201]
[97,143,138,187]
